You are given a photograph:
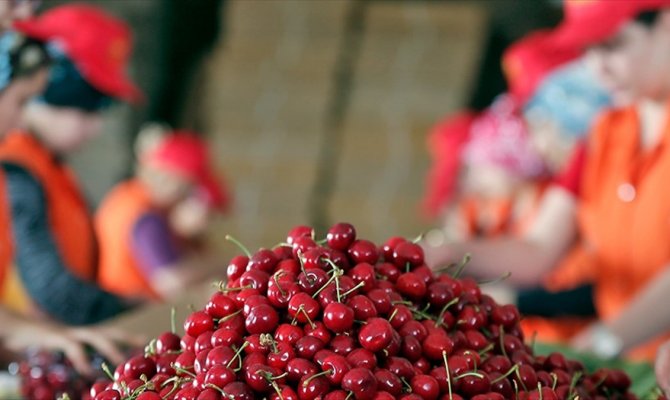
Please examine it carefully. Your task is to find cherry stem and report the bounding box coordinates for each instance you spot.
[214,282,253,293]
[303,370,332,386]
[477,271,512,285]
[405,262,411,273]
[100,362,114,381]
[345,392,354,400]
[227,341,249,370]
[537,382,544,400]
[568,371,582,396]
[260,333,278,353]
[433,262,458,274]
[170,307,177,334]
[490,365,519,384]
[453,371,484,380]
[225,234,251,257]
[477,342,495,357]
[206,383,228,396]
[550,372,558,390]
[172,364,196,378]
[273,271,287,297]
[340,281,365,298]
[499,325,508,359]
[219,309,243,323]
[437,297,460,327]
[412,232,425,244]
[386,311,399,328]
[452,253,471,278]
[514,367,529,392]
[442,351,453,400]
[312,271,339,298]
[400,376,412,392]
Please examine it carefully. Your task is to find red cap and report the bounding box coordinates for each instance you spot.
[14,4,143,103]
[552,0,670,49]
[502,30,580,105]
[144,132,231,213]
[421,111,475,219]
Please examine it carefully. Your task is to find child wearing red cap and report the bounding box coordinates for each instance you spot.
[96,125,231,300]
[424,0,670,361]
[0,4,142,326]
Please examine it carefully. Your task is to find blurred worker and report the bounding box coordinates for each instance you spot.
[424,0,670,361]
[0,8,140,374]
[0,4,142,326]
[96,125,231,300]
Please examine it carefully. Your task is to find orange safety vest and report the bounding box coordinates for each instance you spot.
[96,178,160,300]
[523,103,670,361]
[0,131,97,313]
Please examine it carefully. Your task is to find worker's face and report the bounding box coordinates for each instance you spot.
[139,164,195,209]
[0,0,39,31]
[0,68,48,135]
[24,103,104,153]
[585,11,670,105]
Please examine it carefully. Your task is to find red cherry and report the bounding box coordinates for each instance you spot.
[381,236,406,262]
[348,240,380,265]
[245,304,279,334]
[398,320,428,342]
[347,295,378,320]
[226,255,249,281]
[247,248,279,273]
[422,333,453,361]
[275,323,304,345]
[301,247,330,270]
[297,374,330,400]
[136,392,162,400]
[410,374,439,400]
[348,263,376,292]
[358,317,393,352]
[396,273,427,300]
[239,270,270,293]
[346,348,377,369]
[385,356,415,380]
[295,336,326,360]
[342,368,378,400]
[375,262,401,283]
[392,242,424,268]
[288,293,320,324]
[287,225,314,245]
[204,365,236,389]
[327,223,356,251]
[267,342,296,370]
[184,311,214,337]
[321,354,351,384]
[292,236,317,258]
[211,328,242,348]
[375,369,403,396]
[298,269,329,295]
[156,331,181,354]
[286,358,319,383]
[323,303,355,333]
[95,389,122,400]
[304,321,332,344]
[367,289,392,315]
[400,335,423,361]
[222,382,254,400]
[459,371,491,397]
[330,335,356,356]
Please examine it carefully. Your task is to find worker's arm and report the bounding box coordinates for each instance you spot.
[422,186,579,287]
[3,163,131,325]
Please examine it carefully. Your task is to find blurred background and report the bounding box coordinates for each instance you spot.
[55,0,561,249]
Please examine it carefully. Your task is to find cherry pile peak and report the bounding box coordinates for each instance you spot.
[82,223,635,400]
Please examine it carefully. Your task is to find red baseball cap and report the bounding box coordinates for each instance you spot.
[144,132,231,213]
[502,30,580,105]
[14,4,143,103]
[552,0,670,49]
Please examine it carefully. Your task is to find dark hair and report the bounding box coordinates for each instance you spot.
[635,10,661,27]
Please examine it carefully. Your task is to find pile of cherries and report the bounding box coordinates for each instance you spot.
[85,223,636,400]
[12,348,108,400]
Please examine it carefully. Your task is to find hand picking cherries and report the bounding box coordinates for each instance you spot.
[79,223,637,400]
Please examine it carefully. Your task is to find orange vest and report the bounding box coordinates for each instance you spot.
[96,179,160,299]
[0,131,96,313]
[523,103,670,361]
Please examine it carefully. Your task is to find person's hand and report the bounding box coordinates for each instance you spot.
[170,194,211,239]
[656,340,670,396]
[4,319,144,376]
[570,323,623,360]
